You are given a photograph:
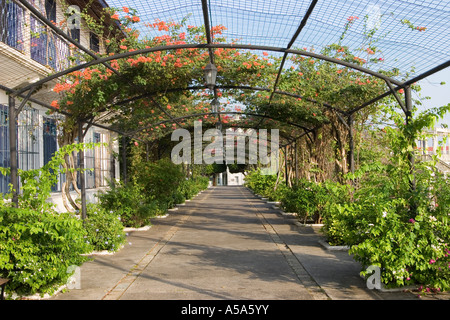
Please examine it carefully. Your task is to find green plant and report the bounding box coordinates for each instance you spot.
[0,143,101,213]
[345,105,450,291]
[0,207,91,297]
[244,168,279,197]
[96,181,147,228]
[83,203,126,252]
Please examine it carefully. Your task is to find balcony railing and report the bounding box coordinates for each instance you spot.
[0,0,70,72]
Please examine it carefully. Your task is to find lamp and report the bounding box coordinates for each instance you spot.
[211,98,220,114]
[204,62,217,90]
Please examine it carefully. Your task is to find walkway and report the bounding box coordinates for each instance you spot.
[51,186,427,300]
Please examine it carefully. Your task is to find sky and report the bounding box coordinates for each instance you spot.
[416,67,450,127]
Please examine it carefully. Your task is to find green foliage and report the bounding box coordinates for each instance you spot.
[244,168,278,198]
[132,158,185,209]
[0,143,102,212]
[83,203,126,252]
[96,181,153,228]
[177,176,209,201]
[98,158,210,228]
[322,105,450,291]
[0,207,91,297]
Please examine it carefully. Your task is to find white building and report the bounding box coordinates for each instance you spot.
[0,0,120,211]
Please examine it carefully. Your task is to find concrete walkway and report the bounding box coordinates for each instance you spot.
[50,186,437,300]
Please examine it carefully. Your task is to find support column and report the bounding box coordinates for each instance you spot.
[285,145,288,186]
[295,140,298,182]
[405,86,416,193]
[78,122,87,220]
[8,95,18,207]
[347,113,355,174]
[122,135,127,184]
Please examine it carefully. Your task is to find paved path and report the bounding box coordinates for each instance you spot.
[51,186,434,300]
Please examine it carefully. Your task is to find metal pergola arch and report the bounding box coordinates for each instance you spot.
[2,0,449,217]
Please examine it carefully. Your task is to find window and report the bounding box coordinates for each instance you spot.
[30,0,60,69]
[82,130,112,189]
[17,107,40,172]
[70,28,80,43]
[0,0,24,51]
[0,104,10,194]
[44,0,56,22]
[90,32,99,53]
[43,117,59,191]
[95,132,112,187]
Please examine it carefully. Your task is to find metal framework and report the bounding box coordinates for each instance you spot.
[2,0,449,216]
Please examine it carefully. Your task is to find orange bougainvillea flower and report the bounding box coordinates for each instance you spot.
[111,13,119,20]
[51,100,60,109]
[122,6,129,13]
[132,16,140,22]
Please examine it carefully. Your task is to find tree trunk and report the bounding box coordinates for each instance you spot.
[57,122,81,213]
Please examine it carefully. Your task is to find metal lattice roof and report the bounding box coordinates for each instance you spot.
[106,0,450,80]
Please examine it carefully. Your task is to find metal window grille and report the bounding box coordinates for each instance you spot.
[0,0,25,51]
[17,106,40,172]
[0,104,10,194]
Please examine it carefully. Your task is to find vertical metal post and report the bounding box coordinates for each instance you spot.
[122,135,127,184]
[348,114,355,174]
[8,95,18,207]
[285,145,288,186]
[295,140,298,182]
[405,86,416,193]
[78,122,87,220]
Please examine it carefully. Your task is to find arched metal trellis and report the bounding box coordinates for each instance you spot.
[1,0,449,217]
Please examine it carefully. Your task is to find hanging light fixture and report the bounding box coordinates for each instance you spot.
[204,62,218,90]
[211,98,220,114]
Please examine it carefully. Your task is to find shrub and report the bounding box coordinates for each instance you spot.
[244,169,278,198]
[83,204,126,252]
[97,181,148,228]
[348,163,450,291]
[178,176,209,201]
[0,207,91,297]
[133,158,185,208]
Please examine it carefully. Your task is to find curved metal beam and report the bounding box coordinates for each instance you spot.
[117,111,315,136]
[13,43,403,97]
[109,84,346,117]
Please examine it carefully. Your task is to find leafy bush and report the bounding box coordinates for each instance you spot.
[244,169,278,198]
[133,158,185,208]
[98,161,210,228]
[178,176,209,201]
[346,161,450,290]
[83,204,126,252]
[96,181,148,228]
[0,207,91,296]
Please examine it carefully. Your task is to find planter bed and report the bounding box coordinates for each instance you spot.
[318,239,350,251]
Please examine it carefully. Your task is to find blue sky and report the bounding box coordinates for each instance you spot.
[416,67,450,126]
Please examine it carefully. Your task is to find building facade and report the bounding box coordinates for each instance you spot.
[0,0,120,211]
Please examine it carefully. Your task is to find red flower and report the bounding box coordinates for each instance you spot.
[51,100,60,109]
[123,7,129,13]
